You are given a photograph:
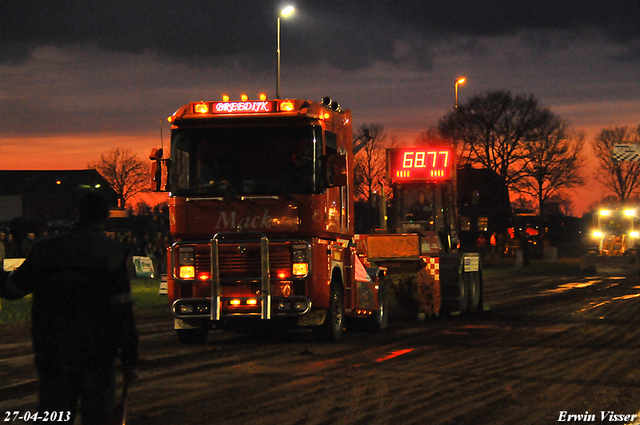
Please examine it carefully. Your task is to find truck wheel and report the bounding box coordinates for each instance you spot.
[313,283,344,341]
[176,326,209,344]
[458,273,469,315]
[466,272,481,314]
[368,282,388,332]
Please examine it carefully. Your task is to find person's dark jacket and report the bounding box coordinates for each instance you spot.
[1,223,138,370]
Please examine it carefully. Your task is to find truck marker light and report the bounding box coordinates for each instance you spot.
[230,299,241,306]
[179,266,195,279]
[197,272,211,281]
[246,299,258,305]
[280,100,295,111]
[277,270,288,279]
[222,94,230,102]
[194,102,209,114]
[241,93,248,101]
[259,93,267,101]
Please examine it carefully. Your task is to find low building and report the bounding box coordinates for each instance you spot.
[0,170,119,229]
[457,165,512,236]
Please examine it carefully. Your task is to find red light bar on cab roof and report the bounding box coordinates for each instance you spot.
[211,100,275,113]
[189,100,300,115]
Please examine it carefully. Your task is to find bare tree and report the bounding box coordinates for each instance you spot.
[87,147,148,208]
[519,119,585,218]
[593,125,640,203]
[353,124,393,202]
[438,90,553,191]
[415,126,466,166]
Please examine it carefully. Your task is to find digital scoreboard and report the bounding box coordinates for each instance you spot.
[388,148,453,182]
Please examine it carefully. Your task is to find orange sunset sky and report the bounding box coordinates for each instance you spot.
[2,2,639,215]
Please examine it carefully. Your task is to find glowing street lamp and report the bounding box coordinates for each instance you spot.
[276,6,295,99]
[454,77,466,109]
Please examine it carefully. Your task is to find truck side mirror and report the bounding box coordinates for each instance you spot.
[326,153,347,187]
[149,148,164,192]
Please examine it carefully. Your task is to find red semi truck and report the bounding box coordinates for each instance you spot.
[151,96,387,342]
[151,95,482,343]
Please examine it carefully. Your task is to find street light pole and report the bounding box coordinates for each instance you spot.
[276,6,295,99]
[454,77,466,109]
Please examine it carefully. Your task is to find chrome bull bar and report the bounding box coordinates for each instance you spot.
[210,232,271,321]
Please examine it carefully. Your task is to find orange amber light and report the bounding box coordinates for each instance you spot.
[194,103,209,114]
[179,266,195,279]
[280,100,294,111]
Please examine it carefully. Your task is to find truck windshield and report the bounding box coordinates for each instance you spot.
[170,124,323,196]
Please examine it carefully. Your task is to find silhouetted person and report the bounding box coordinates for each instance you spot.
[0,192,138,425]
[408,192,432,222]
[5,233,19,258]
[20,232,36,257]
[0,231,5,266]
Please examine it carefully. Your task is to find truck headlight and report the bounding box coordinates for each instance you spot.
[179,266,196,279]
[179,246,195,265]
[292,244,309,277]
[292,263,309,276]
[179,304,194,314]
[178,246,195,279]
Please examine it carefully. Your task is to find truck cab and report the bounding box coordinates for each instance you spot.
[151,97,386,342]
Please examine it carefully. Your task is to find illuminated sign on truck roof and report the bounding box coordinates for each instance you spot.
[190,100,294,115]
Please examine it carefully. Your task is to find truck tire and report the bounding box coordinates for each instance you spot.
[458,273,469,315]
[466,272,481,314]
[176,326,209,344]
[313,283,344,341]
[367,281,388,331]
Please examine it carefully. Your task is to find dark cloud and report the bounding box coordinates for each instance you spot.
[2,0,639,69]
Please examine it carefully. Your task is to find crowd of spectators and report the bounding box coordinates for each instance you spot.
[108,228,171,275]
[1,206,172,276]
[0,230,43,262]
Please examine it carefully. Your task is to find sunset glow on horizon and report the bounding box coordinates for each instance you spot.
[2,2,639,214]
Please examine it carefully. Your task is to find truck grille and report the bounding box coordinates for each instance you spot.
[195,241,292,281]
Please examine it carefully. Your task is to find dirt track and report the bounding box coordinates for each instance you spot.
[3,270,640,425]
